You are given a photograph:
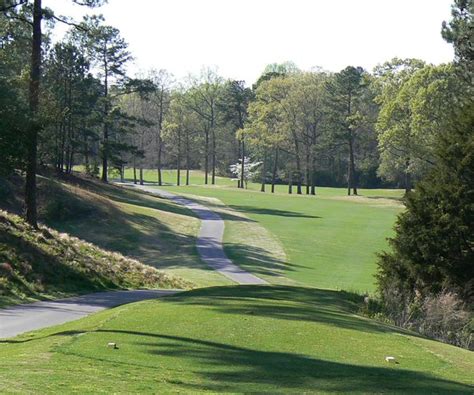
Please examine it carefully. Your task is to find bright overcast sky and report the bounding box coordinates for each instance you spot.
[44,0,455,85]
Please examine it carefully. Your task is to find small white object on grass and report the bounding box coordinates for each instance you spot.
[385,356,396,363]
[107,342,118,349]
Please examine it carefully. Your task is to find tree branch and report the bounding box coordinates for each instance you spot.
[0,0,27,12]
[50,14,88,31]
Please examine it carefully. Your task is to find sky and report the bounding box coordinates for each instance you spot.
[44,0,455,85]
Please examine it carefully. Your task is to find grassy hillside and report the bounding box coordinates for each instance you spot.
[1,285,472,393]
[0,210,187,307]
[157,185,402,293]
[0,173,232,302]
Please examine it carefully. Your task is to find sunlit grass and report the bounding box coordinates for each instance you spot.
[1,286,472,393]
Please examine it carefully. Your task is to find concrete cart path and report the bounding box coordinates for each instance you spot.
[128,183,268,285]
[0,289,178,339]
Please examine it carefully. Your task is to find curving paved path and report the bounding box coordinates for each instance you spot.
[0,182,266,339]
[0,290,177,339]
[129,184,268,285]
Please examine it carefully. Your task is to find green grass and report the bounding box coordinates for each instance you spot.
[0,209,187,307]
[1,285,472,393]
[1,174,232,292]
[49,176,232,288]
[121,168,236,186]
[157,184,403,293]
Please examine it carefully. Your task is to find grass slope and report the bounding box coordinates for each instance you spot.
[159,184,402,292]
[0,210,187,307]
[0,173,232,293]
[1,286,472,393]
[47,176,231,287]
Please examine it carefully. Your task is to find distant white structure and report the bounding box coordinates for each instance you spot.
[229,157,262,189]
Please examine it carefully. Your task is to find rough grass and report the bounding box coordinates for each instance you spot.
[50,175,231,287]
[0,173,231,302]
[0,210,188,307]
[1,285,472,393]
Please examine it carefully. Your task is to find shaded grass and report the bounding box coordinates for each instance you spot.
[1,285,472,393]
[47,175,231,288]
[0,210,187,307]
[0,173,231,293]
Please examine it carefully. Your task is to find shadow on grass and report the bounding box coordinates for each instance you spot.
[164,285,423,337]
[40,174,204,272]
[59,173,197,219]
[154,193,255,223]
[6,327,467,393]
[0,224,119,300]
[224,242,304,278]
[228,204,321,219]
[133,331,470,394]
[55,208,199,272]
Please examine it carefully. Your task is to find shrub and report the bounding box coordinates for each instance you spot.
[419,292,472,349]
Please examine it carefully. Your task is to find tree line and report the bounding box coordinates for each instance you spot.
[0,0,469,226]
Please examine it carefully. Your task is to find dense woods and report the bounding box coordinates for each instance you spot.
[0,0,472,348]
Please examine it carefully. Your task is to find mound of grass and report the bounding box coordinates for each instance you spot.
[0,173,231,288]
[0,209,189,307]
[1,285,472,393]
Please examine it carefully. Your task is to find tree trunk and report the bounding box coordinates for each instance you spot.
[288,170,293,194]
[260,154,266,192]
[240,138,245,189]
[25,0,42,228]
[296,168,302,195]
[101,125,109,182]
[133,158,137,184]
[156,89,164,186]
[139,167,144,185]
[204,128,209,184]
[348,134,357,195]
[310,150,316,195]
[305,147,310,195]
[271,147,279,193]
[101,51,109,183]
[84,136,89,174]
[185,132,190,185]
[292,131,302,195]
[177,131,181,186]
[211,130,216,185]
[404,158,411,194]
[59,122,65,172]
[120,165,124,182]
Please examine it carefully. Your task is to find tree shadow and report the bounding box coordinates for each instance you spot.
[58,173,197,219]
[159,194,255,223]
[137,332,471,393]
[55,207,201,272]
[36,328,470,393]
[228,204,321,219]
[163,285,423,336]
[38,174,206,273]
[0,224,120,302]
[223,242,305,278]
[4,325,468,392]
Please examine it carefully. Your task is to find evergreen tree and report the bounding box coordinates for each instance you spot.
[377,105,474,302]
[377,0,474,306]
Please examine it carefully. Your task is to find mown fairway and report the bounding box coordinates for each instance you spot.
[1,286,472,393]
[158,177,403,293]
